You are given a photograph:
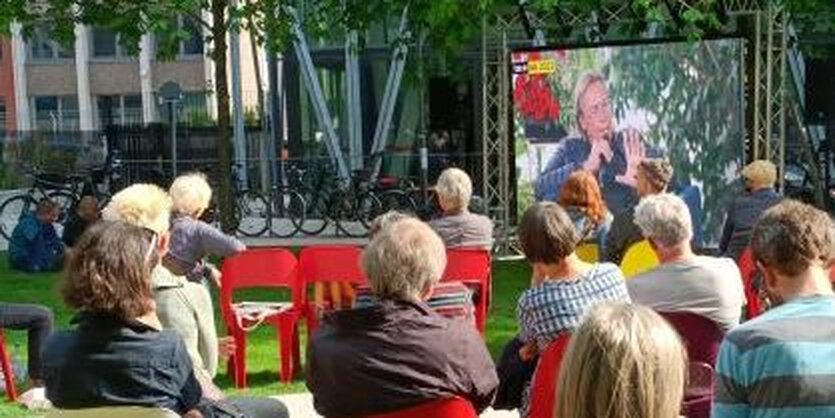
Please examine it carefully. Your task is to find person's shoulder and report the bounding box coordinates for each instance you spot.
[592,262,626,280]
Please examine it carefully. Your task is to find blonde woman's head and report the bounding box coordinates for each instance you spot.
[556,302,686,418]
[102,183,172,235]
[435,168,473,213]
[169,172,213,217]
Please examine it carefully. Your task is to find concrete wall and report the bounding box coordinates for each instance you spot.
[25,62,78,96]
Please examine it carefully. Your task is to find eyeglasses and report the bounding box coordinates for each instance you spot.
[143,228,158,263]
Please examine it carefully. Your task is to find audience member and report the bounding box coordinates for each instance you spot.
[512,202,630,416]
[61,195,98,247]
[0,303,53,402]
[557,170,611,255]
[355,210,475,322]
[307,218,498,417]
[628,193,745,332]
[429,168,493,249]
[605,158,673,264]
[9,199,64,272]
[43,221,288,418]
[714,200,835,418]
[164,173,246,285]
[556,302,686,418]
[719,159,782,261]
[102,183,224,396]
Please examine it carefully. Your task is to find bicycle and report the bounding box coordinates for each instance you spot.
[265,167,307,239]
[0,168,110,240]
[228,164,271,237]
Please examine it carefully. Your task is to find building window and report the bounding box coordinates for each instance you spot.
[91,27,134,58]
[181,16,204,56]
[28,25,74,60]
[0,98,7,132]
[32,95,79,131]
[97,94,143,127]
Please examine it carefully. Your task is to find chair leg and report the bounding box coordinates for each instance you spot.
[278,318,295,383]
[292,322,302,378]
[476,286,488,334]
[230,331,247,389]
[0,330,18,402]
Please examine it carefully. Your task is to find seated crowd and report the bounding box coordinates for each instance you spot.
[2,163,834,418]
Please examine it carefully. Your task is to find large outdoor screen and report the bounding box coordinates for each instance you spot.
[512,38,744,245]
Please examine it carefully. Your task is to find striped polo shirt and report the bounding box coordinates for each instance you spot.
[713,294,835,418]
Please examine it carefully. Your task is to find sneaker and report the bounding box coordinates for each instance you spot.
[18,387,52,410]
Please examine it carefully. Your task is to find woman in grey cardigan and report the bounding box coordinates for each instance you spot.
[164,172,246,285]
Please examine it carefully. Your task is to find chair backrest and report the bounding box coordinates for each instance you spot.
[364,397,478,418]
[528,333,572,418]
[738,247,762,318]
[298,245,366,285]
[659,311,724,366]
[620,239,659,279]
[442,248,491,284]
[220,248,302,309]
[47,407,179,418]
[575,243,599,263]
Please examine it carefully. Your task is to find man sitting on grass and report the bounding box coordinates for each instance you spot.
[9,199,64,272]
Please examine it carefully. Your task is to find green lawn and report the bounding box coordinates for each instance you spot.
[0,256,530,417]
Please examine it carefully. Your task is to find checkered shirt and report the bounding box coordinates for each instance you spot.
[517,262,630,350]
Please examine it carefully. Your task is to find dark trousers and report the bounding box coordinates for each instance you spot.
[228,397,289,418]
[0,303,54,381]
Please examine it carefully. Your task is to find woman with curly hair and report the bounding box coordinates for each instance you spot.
[557,170,612,255]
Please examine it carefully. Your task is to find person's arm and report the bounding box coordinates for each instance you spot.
[459,327,499,413]
[604,212,626,264]
[712,339,750,418]
[190,284,219,378]
[719,203,735,254]
[535,142,583,202]
[173,338,204,414]
[197,222,246,257]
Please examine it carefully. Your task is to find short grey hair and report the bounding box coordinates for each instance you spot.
[368,210,413,238]
[633,193,692,247]
[573,71,608,134]
[435,168,473,211]
[169,172,213,217]
[362,218,446,301]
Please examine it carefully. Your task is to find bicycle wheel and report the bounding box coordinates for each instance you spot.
[335,192,382,238]
[377,189,418,214]
[0,195,36,240]
[269,189,306,238]
[298,192,330,236]
[47,190,76,224]
[235,191,269,237]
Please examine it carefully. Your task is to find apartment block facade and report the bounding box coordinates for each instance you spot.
[3,20,264,133]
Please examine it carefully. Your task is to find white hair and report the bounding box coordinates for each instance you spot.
[169,172,213,217]
[435,168,473,211]
[633,193,693,248]
[102,183,172,234]
[362,218,447,301]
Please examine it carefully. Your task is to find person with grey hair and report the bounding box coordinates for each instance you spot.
[429,167,494,250]
[535,71,660,213]
[306,218,498,417]
[627,193,744,332]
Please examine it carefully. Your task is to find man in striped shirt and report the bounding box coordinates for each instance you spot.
[713,200,835,418]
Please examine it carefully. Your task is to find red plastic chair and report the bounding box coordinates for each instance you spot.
[659,311,724,367]
[442,249,491,332]
[528,334,572,418]
[361,397,478,418]
[0,329,17,401]
[738,247,763,319]
[220,248,305,387]
[298,245,367,335]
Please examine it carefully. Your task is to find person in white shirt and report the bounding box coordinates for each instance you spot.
[627,193,745,332]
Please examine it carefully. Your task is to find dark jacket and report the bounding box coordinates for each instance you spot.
[306,299,499,417]
[43,312,202,415]
[720,187,782,261]
[604,205,643,265]
[62,213,94,247]
[9,212,64,272]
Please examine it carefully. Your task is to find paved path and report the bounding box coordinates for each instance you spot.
[272,393,517,418]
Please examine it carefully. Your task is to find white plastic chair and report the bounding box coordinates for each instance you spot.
[47,406,180,418]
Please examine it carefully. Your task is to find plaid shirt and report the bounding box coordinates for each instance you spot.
[517,262,630,350]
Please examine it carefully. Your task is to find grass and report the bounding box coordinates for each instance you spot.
[0,256,531,417]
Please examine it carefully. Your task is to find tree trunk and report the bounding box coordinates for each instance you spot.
[212,0,234,233]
